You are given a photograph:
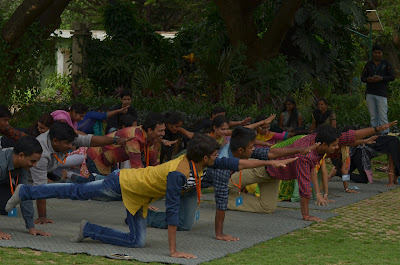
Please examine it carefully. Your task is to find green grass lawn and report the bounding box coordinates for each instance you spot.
[0,155,397,265]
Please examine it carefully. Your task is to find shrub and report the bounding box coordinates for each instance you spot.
[41,73,72,101]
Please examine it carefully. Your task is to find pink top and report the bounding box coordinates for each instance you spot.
[51,110,76,129]
[255,131,289,147]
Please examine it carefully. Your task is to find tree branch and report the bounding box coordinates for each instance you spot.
[38,0,72,37]
[1,0,54,45]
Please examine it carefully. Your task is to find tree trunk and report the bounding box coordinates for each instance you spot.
[383,43,400,77]
[214,0,305,66]
[38,0,73,37]
[0,0,72,94]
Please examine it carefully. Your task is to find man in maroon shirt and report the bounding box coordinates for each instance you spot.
[229,121,396,223]
[266,122,396,222]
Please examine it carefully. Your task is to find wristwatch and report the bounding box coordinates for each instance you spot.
[113,136,120,145]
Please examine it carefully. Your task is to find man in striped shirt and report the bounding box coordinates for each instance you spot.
[86,112,166,176]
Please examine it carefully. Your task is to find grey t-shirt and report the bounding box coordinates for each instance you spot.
[30,131,93,185]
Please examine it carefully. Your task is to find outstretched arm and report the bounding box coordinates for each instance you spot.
[178,127,194,139]
[238,157,298,170]
[89,135,132,147]
[268,142,320,159]
[244,114,276,130]
[347,135,377,147]
[354,121,397,140]
[106,105,130,118]
[229,117,252,127]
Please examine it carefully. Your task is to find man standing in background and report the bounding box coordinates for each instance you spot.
[361,45,395,134]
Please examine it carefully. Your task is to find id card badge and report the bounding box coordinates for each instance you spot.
[8,207,17,217]
[195,210,200,222]
[236,196,243,207]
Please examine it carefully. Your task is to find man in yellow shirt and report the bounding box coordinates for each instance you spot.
[6,134,296,259]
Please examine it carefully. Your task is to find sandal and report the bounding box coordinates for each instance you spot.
[375,166,388,173]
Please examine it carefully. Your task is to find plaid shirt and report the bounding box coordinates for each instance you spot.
[266,130,356,198]
[0,125,26,142]
[207,143,270,210]
[86,126,159,175]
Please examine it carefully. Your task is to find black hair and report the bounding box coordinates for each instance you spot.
[70,102,88,115]
[282,98,299,128]
[372,45,383,52]
[26,113,54,137]
[315,125,342,145]
[230,126,256,152]
[0,105,11,118]
[255,114,268,123]
[211,106,226,117]
[142,112,165,131]
[120,90,132,98]
[341,125,357,132]
[14,136,43,156]
[212,115,229,132]
[164,111,184,125]
[48,122,77,142]
[120,114,137,128]
[98,105,110,112]
[318,98,328,105]
[187,133,220,162]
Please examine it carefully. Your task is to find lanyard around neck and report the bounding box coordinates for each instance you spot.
[9,170,19,195]
[53,153,68,164]
[230,170,242,194]
[191,161,202,205]
[315,153,327,172]
[143,134,150,167]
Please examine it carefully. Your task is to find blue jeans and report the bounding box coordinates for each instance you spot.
[19,170,146,247]
[146,188,197,231]
[366,94,389,133]
[86,156,115,181]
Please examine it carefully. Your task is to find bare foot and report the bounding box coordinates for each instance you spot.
[148,206,159,211]
[304,215,324,222]
[216,234,239,241]
[385,184,396,187]
[0,231,11,240]
[345,189,359,193]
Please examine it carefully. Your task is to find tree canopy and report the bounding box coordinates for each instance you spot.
[0,0,399,107]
